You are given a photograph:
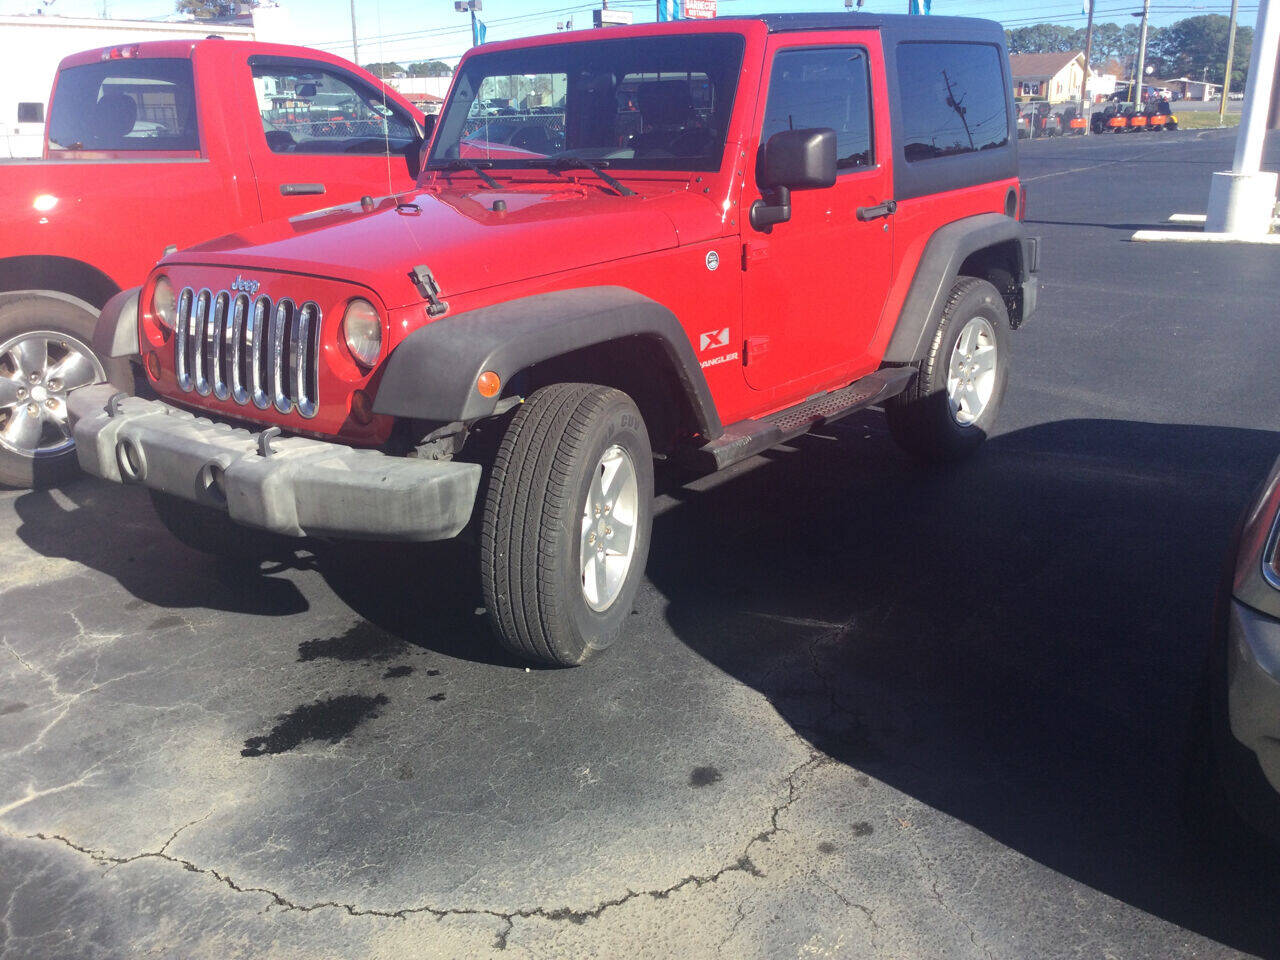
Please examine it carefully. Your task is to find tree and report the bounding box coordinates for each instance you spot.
[176,0,239,19]
[1006,24,1083,54]
[363,61,406,78]
[1151,15,1251,84]
[407,60,454,77]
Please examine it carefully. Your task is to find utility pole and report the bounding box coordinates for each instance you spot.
[1132,0,1151,107]
[1082,0,1096,133]
[349,0,358,66]
[1219,0,1240,123]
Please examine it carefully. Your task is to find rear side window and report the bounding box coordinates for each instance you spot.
[761,47,873,170]
[47,59,197,152]
[251,60,419,155]
[896,42,1009,161]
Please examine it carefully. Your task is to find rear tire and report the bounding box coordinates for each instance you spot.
[886,277,1009,463]
[480,383,653,667]
[149,490,292,562]
[0,296,131,489]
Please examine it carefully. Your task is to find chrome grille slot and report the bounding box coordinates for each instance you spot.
[174,285,320,418]
[271,298,292,415]
[226,293,250,405]
[249,294,272,411]
[192,289,211,396]
[209,291,230,401]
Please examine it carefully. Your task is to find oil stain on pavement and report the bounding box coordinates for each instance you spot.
[241,694,391,757]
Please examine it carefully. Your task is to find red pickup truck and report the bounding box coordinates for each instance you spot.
[0,38,425,487]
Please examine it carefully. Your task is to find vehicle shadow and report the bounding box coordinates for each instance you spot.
[309,538,527,668]
[647,413,1280,958]
[10,480,309,617]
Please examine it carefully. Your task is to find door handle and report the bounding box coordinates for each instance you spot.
[856,200,897,221]
[280,183,326,196]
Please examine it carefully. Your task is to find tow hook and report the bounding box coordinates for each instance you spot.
[257,426,281,458]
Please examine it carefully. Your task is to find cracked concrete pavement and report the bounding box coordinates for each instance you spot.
[3,130,1280,959]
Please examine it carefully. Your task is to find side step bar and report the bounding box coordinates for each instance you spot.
[680,366,917,474]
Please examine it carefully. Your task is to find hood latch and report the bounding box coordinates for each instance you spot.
[409,264,449,317]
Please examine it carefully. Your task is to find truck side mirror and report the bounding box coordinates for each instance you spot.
[750,127,837,231]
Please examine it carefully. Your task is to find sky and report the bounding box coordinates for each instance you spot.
[0,0,1259,67]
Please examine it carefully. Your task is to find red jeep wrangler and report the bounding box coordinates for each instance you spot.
[69,14,1039,666]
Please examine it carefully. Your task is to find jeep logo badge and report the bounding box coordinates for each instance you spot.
[705,250,720,272]
[230,275,260,296]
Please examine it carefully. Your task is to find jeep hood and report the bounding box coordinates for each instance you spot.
[176,186,721,308]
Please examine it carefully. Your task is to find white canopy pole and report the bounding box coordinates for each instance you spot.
[1206,0,1280,233]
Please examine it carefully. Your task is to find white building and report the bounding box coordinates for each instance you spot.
[0,6,289,157]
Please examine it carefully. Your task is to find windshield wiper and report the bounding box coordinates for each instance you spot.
[543,154,635,197]
[428,157,502,190]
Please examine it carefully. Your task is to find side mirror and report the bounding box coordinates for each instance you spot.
[750,127,837,231]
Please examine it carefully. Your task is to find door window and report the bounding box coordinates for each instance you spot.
[896,42,1010,160]
[251,60,419,155]
[46,59,197,151]
[760,47,873,170]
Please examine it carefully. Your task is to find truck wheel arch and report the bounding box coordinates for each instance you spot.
[372,286,724,446]
[0,256,120,311]
[884,213,1034,365]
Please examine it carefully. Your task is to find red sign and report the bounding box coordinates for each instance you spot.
[682,0,716,18]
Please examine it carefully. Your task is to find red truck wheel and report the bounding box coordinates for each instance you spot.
[886,277,1010,462]
[0,296,130,488]
[481,382,654,667]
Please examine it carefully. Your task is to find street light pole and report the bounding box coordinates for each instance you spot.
[349,0,359,66]
[455,0,482,47]
[1219,0,1240,123]
[1082,0,1096,133]
[1132,0,1151,107]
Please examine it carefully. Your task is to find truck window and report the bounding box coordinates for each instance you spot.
[46,59,198,152]
[896,42,1009,161]
[251,60,419,155]
[430,34,744,172]
[760,47,873,170]
[18,103,44,124]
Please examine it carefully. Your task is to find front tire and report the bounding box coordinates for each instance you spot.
[886,277,1010,463]
[480,383,654,667]
[0,296,130,488]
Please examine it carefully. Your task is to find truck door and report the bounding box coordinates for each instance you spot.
[245,57,424,221]
[740,35,894,394]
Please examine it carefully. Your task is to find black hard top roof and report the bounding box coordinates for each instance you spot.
[721,12,1004,37]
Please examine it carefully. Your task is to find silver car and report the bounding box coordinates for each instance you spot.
[1216,454,1280,841]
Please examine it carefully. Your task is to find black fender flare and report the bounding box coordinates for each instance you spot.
[883,213,1034,364]
[372,286,723,439]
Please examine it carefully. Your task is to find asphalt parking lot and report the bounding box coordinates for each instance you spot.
[3,127,1280,959]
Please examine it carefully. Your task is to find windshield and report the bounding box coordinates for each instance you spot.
[429,34,745,172]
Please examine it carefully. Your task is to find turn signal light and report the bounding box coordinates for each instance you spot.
[145,351,161,380]
[476,371,501,398]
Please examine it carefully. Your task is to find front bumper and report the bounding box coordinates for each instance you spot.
[68,383,481,542]
[1227,597,1280,795]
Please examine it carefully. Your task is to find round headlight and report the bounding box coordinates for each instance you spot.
[152,275,176,331]
[342,298,382,368]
